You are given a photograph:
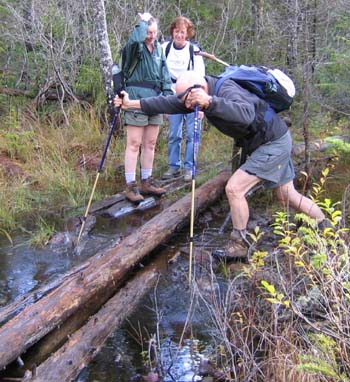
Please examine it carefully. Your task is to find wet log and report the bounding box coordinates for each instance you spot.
[0,169,231,370]
[0,164,226,326]
[24,266,159,382]
[0,262,90,326]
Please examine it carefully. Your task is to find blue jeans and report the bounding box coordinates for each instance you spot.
[167,113,201,171]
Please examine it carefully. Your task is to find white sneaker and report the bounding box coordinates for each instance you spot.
[184,170,192,181]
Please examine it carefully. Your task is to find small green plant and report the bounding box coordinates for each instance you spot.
[243,250,268,278]
[325,137,350,154]
[296,333,349,381]
[260,280,290,308]
[29,218,56,248]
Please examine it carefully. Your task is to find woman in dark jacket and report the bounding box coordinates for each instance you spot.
[122,12,173,203]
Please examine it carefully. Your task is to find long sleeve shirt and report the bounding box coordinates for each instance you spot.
[123,20,173,101]
[140,76,288,152]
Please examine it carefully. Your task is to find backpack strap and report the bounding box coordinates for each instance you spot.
[188,43,194,70]
[126,81,162,94]
[213,74,228,96]
[165,40,195,71]
[165,41,172,58]
[120,44,141,80]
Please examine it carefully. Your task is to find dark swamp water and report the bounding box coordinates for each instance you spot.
[0,190,274,382]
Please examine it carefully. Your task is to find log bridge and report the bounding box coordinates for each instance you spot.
[0,169,231,382]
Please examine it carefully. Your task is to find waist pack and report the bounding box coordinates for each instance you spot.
[214,65,296,112]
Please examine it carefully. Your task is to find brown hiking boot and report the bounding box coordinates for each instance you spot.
[212,229,250,261]
[140,177,166,197]
[223,238,249,258]
[124,181,144,204]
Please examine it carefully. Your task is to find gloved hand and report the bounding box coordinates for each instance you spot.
[138,12,153,22]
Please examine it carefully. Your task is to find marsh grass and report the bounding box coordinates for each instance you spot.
[29,217,56,248]
[0,103,124,233]
[0,176,37,230]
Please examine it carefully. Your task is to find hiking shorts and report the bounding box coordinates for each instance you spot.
[240,131,295,189]
[124,111,163,127]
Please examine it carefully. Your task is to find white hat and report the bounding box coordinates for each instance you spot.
[268,68,296,97]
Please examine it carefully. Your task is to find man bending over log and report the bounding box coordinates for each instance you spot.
[114,71,330,260]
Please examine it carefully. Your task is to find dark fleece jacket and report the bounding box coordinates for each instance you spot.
[140,76,288,152]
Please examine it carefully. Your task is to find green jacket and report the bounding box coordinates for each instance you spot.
[123,21,173,104]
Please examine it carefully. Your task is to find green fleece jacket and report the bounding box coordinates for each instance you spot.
[123,20,173,105]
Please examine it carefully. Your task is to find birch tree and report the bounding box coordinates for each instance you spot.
[92,0,113,99]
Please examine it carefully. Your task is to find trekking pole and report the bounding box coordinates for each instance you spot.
[76,63,123,246]
[196,51,230,67]
[188,105,200,284]
[76,110,119,245]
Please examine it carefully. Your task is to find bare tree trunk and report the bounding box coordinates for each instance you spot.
[92,0,114,98]
[286,0,299,68]
[302,0,316,179]
[251,0,264,41]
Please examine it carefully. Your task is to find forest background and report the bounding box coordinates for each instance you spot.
[0,0,350,238]
[1,1,350,381]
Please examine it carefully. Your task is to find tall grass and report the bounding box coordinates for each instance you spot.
[0,102,125,232]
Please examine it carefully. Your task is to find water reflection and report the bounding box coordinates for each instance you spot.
[77,235,222,382]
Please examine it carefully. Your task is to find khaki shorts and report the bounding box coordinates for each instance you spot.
[124,111,163,127]
[240,131,295,189]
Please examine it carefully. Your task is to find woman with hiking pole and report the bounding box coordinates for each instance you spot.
[161,16,205,182]
[120,12,173,203]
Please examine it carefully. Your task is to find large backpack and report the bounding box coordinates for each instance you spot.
[214,65,296,113]
[164,40,195,70]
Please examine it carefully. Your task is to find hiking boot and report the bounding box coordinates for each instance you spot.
[212,229,251,261]
[140,177,166,197]
[124,181,144,204]
[162,168,182,180]
[184,169,192,182]
[317,219,334,232]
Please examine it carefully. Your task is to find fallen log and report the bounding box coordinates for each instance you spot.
[0,169,230,370]
[0,164,226,326]
[0,262,90,326]
[24,266,159,382]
